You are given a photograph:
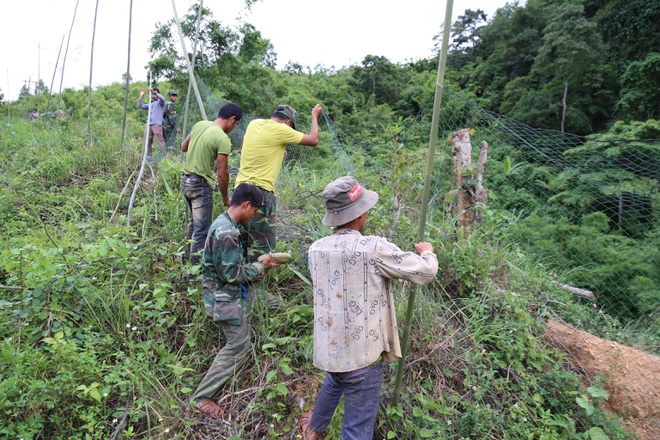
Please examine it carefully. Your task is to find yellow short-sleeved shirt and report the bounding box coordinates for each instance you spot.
[235,119,304,192]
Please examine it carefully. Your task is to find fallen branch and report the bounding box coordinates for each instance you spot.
[553,282,596,300]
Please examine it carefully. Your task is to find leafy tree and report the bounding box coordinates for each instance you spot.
[615,52,660,121]
[562,119,660,238]
[589,0,660,74]
[0,86,4,103]
[449,9,487,54]
[511,4,610,133]
[348,55,402,108]
[434,9,488,74]
[18,84,30,100]
[147,4,276,112]
[467,2,547,110]
[34,79,48,95]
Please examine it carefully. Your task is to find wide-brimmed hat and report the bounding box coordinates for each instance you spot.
[322,176,379,227]
[272,104,297,130]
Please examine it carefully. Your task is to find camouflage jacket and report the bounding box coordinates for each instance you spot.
[163,101,177,130]
[201,212,264,310]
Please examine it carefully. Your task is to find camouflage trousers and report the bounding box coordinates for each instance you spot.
[164,127,176,148]
[240,189,277,263]
[191,297,253,405]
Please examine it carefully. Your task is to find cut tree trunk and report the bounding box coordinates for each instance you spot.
[451,129,489,231]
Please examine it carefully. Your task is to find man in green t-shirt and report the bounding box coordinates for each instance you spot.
[235,103,323,262]
[180,102,243,265]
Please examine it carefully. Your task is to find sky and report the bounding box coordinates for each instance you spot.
[1,0,512,100]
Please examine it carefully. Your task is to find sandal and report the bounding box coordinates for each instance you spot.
[196,399,225,419]
[299,412,325,439]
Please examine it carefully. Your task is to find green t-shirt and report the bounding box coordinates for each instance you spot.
[183,121,231,188]
[235,119,304,192]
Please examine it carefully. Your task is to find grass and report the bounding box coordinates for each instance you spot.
[0,118,642,439]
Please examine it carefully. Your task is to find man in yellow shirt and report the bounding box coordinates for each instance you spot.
[235,103,323,262]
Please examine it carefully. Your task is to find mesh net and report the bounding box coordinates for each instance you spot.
[179,75,658,332]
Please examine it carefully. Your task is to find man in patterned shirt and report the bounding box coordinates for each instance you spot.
[300,176,439,440]
[192,183,279,419]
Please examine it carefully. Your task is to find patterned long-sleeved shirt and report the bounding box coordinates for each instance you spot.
[308,228,438,373]
[137,93,165,125]
[201,212,264,313]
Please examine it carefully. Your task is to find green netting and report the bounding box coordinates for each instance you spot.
[179,73,658,331]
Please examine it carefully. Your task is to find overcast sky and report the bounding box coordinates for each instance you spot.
[1,0,512,100]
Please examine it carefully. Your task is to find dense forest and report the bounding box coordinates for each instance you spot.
[1,0,658,438]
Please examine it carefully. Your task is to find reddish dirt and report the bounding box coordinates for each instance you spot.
[544,320,660,440]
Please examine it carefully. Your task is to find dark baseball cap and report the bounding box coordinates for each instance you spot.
[273,105,298,130]
[168,90,177,96]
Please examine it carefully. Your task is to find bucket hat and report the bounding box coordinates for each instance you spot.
[322,176,378,227]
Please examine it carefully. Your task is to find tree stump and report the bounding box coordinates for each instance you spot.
[451,129,489,231]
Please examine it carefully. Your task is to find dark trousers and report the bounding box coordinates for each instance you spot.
[310,362,384,439]
[181,174,214,265]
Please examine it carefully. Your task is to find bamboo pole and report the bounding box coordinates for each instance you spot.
[86,0,100,146]
[182,1,204,145]
[121,0,134,148]
[171,0,207,120]
[127,72,153,227]
[393,0,454,406]
[46,35,65,114]
[59,0,80,98]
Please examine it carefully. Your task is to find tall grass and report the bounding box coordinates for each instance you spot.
[0,119,637,439]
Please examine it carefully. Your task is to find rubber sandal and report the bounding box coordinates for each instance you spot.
[196,399,225,419]
[299,412,325,439]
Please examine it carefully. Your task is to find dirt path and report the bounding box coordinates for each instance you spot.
[544,320,659,440]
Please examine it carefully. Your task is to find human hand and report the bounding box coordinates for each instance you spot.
[311,104,322,119]
[414,242,434,255]
[223,197,230,207]
[177,128,182,133]
[140,89,145,98]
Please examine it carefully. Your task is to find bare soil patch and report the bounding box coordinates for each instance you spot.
[544,320,660,440]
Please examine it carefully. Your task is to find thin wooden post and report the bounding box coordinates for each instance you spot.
[171,0,207,120]
[182,1,204,144]
[46,35,65,114]
[393,0,454,406]
[59,0,80,98]
[121,0,134,148]
[86,0,100,146]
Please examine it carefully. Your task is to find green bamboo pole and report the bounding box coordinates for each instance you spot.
[121,0,134,148]
[86,0,100,146]
[46,35,64,114]
[59,0,80,100]
[171,0,207,120]
[393,0,454,406]
[182,0,204,148]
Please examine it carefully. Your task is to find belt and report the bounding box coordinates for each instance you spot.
[254,185,273,194]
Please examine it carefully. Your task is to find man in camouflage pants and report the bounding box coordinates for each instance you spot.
[163,90,179,148]
[191,183,279,419]
[235,104,323,261]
